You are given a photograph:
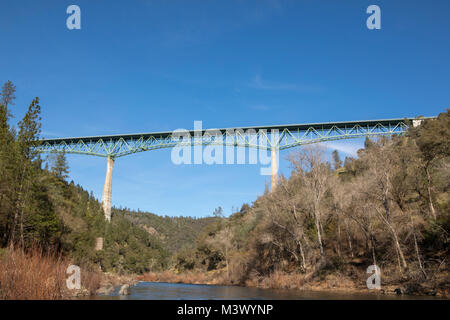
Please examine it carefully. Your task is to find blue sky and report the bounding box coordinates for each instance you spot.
[1,0,448,217]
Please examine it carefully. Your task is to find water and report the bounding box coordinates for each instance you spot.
[90,281,444,300]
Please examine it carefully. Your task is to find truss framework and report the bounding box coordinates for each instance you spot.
[35,119,422,158]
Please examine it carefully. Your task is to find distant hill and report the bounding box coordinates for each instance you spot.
[112,208,219,254]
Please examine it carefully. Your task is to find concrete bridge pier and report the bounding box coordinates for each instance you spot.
[271,148,278,191]
[102,156,114,222]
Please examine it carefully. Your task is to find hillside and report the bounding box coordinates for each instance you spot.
[113,208,218,254]
[167,110,450,295]
[0,82,170,275]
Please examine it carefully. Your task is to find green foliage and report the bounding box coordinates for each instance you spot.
[408,110,450,164]
[116,208,218,254]
[0,81,172,274]
[49,152,69,180]
[0,80,16,119]
[98,214,170,274]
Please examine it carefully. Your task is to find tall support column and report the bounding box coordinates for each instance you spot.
[271,148,278,191]
[102,156,114,222]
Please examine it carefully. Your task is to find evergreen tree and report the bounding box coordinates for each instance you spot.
[0,80,16,119]
[50,152,70,180]
[17,97,41,160]
[332,149,342,170]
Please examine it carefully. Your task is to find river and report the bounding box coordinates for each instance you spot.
[89,281,444,300]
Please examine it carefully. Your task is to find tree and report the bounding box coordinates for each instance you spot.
[10,97,42,246]
[408,110,450,219]
[364,136,375,149]
[210,224,233,279]
[332,150,342,170]
[17,97,41,160]
[213,206,224,218]
[361,141,408,271]
[288,145,331,258]
[50,152,70,180]
[0,80,16,118]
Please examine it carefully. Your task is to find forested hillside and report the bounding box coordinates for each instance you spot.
[171,111,449,294]
[0,81,172,274]
[114,208,218,253]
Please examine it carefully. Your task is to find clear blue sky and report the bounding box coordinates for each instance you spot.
[1,0,448,217]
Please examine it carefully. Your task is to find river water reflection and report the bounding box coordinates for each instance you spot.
[90,281,444,300]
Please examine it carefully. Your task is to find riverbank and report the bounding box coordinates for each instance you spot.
[0,246,140,299]
[1,247,447,299]
[94,272,139,296]
[0,246,102,299]
[137,269,449,298]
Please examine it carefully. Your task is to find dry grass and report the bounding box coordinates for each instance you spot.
[137,270,226,285]
[0,246,101,299]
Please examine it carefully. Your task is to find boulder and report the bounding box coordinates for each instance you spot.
[96,283,114,295]
[72,287,90,297]
[394,287,403,295]
[118,284,130,295]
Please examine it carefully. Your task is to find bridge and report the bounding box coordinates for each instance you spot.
[36,117,433,222]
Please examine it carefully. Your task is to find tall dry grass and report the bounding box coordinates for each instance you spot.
[137,270,226,285]
[0,246,101,299]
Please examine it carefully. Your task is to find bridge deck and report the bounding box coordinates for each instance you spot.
[39,118,431,144]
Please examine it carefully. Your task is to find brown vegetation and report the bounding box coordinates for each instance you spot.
[137,270,223,285]
[170,111,450,296]
[0,246,101,299]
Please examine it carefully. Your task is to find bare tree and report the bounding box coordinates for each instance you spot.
[362,142,408,271]
[288,145,331,258]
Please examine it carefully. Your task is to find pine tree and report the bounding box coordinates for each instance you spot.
[17,97,41,160]
[0,80,16,119]
[11,97,42,246]
[50,152,70,181]
[0,82,18,246]
[332,149,342,170]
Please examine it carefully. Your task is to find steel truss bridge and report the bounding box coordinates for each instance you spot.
[35,117,433,222]
[36,118,425,158]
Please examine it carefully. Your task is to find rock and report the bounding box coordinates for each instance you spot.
[118,284,130,295]
[96,283,114,295]
[426,289,437,296]
[129,279,139,286]
[73,287,90,297]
